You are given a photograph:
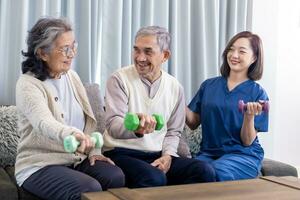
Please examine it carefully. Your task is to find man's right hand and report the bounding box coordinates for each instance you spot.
[73,133,94,154]
[135,113,157,134]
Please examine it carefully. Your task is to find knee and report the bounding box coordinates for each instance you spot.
[68,180,101,200]
[192,160,216,182]
[104,166,125,189]
[137,170,167,188]
[213,164,234,181]
[83,179,102,192]
[215,170,235,181]
[148,171,167,187]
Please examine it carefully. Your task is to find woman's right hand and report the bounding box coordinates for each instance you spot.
[73,132,94,154]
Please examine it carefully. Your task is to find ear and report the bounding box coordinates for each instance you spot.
[251,56,257,65]
[162,50,171,62]
[37,48,49,62]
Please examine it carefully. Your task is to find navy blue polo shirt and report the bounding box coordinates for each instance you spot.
[188,76,269,159]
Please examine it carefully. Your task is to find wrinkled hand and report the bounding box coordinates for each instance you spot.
[245,101,264,116]
[135,113,157,135]
[89,155,115,166]
[73,133,94,154]
[151,155,172,173]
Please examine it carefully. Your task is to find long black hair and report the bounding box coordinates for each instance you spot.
[22,17,72,81]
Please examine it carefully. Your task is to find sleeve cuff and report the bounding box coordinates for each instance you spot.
[134,132,144,138]
[162,150,179,157]
[88,148,102,158]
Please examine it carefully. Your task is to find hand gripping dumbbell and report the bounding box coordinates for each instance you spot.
[124,112,164,131]
[238,100,269,113]
[63,132,103,153]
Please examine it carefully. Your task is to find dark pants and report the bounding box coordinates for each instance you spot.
[104,148,216,188]
[22,159,125,200]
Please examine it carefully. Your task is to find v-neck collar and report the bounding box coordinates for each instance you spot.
[223,77,251,93]
[133,67,165,103]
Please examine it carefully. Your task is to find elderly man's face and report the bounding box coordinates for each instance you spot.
[133,35,170,82]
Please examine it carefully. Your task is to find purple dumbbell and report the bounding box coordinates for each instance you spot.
[238,100,269,113]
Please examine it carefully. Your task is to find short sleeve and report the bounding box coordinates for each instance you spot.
[188,81,207,114]
[254,86,269,132]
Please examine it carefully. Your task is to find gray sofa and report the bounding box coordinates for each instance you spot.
[0,83,298,200]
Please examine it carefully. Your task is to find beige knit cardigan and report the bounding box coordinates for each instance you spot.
[15,70,99,176]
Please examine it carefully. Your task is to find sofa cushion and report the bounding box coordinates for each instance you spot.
[0,167,18,200]
[0,106,19,167]
[261,158,298,177]
[5,166,41,200]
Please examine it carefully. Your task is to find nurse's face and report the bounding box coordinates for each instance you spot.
[227,37,256,76]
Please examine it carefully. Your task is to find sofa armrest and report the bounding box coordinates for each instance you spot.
[261,158,298,177]
[84,83,106,134]
[0,167,18,200]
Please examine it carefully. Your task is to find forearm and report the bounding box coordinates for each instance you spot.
[185,106,200,130]
[240,115,257,146]
[105,74,140,139]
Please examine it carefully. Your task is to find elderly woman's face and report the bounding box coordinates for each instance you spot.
[41,31,77,78]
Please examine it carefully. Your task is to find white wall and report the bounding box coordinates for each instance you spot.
[253,0,300,168]
[252,0,278,160]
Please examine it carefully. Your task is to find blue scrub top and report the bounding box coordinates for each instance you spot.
[189,76,269,160]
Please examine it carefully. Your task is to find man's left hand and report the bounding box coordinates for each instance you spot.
[151,154,172,173]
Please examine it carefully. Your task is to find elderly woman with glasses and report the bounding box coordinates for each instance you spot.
[15,17,125,200]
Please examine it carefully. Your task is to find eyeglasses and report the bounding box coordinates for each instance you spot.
[57,42,78,57]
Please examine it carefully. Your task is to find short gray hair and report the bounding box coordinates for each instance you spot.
[135,26,171,51]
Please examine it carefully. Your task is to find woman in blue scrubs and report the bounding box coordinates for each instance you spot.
[186,31,269,181]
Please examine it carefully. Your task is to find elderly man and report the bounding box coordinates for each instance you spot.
[103,26,215,188]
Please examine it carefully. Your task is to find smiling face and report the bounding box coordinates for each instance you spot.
[227,37,256,76]
[39,31,77,79]
[133,35,170,82]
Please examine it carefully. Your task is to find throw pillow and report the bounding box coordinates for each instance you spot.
[0,106,19,167]
[183,125,202,157]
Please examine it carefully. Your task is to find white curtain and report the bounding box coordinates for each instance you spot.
[0,0,252,105]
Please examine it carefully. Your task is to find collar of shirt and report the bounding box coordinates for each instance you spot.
[140,75,162,99]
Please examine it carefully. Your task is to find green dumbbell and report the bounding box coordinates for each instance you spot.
[63,132,103,153]
[124,112,164,131]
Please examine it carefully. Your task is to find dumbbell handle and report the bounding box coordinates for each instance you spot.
[238,100,269,113]
[124,112,164,131]
[63,132,103,153]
